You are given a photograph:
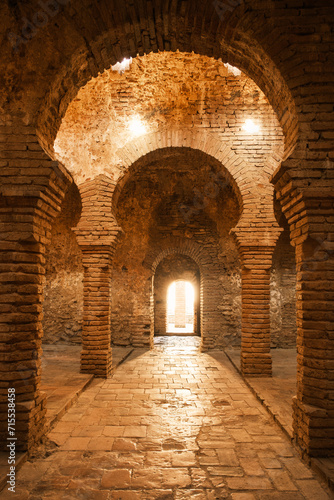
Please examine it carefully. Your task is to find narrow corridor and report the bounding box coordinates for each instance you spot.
[2,338,331,499]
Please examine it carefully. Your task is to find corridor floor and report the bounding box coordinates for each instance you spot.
[2,338,332,500]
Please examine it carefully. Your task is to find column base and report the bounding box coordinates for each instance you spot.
[0,392,47,453]
[241,352,272,377]
[81,348,112,378]
[293,397,334,457]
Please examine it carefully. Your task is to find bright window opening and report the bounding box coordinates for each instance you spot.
[112,57,132,74]
[166,281,195,334]
[129,117,148,137]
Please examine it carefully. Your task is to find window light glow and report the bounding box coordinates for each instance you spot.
[129,117,147,138]
[224,62,241,77]
[242,119,260,134]
[112,57,132,74]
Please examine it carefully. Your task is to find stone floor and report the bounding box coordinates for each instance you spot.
[1,337,332,499]
[0,344,133,494]
[42,344,133,430]
[224,348,297,438]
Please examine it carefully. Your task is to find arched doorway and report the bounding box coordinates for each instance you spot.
[153,254,201,338]
[166,280,195,335]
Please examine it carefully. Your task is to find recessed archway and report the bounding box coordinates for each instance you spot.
[153,254,201,339]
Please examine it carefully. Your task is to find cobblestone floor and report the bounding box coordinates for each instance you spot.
[1,337,332,499]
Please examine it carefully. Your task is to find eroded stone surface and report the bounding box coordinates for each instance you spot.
[1,338,330,499]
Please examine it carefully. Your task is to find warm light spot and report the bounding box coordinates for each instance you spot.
[242,119,260,133]
[112,57,132,74]
[167,281,195,334]
[129,117,147,137]
[224,62,241,76]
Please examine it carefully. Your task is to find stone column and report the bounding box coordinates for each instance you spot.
[272,162,334,457]
[0,128,72,452]
[74,175,121,378]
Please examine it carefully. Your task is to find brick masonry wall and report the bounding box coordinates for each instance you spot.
[54,52,284,188]
[40,152,297,350]
[271,219,297,349]
[43,183,83,345]
[1,0,333,457]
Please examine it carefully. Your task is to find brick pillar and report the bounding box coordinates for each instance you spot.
[231,177,283,375]
[0,128,72,452]
[74,175,121,378]
[238,245,278,377]
[272,162,334,457]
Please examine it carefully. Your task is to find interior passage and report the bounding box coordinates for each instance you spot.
[4,338,330,500]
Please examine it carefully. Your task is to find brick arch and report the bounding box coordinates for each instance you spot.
[35,1,298,160]
[144,236,211,276]
[113,138,245,218]
[144,236,228,350]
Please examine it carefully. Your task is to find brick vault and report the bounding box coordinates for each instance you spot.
[0,1,333,492]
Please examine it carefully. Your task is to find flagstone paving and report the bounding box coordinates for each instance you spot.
[1,337,332,499]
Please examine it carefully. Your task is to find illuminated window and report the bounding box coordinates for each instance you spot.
[224,62,241,76]
[166,281,195,334]
[112,57,132,74]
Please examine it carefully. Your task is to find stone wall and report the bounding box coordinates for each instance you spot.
[43,183,83,344]
[271,227,297,349]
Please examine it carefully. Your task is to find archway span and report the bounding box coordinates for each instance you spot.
[144,236,236,350]
[144,236,211,276]
[113,142,245,217]
[33,2,298,160]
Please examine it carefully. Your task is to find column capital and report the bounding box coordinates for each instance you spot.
[232,226,283,264]
[236,244,279,270]
[74,231,122,251]
[74,175,123,249]
[271,161,334,245]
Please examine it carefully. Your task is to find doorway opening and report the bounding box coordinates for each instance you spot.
[152,253,201,338]
[166,280,195,334]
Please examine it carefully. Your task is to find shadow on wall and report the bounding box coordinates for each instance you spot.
[43,183,83,344]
